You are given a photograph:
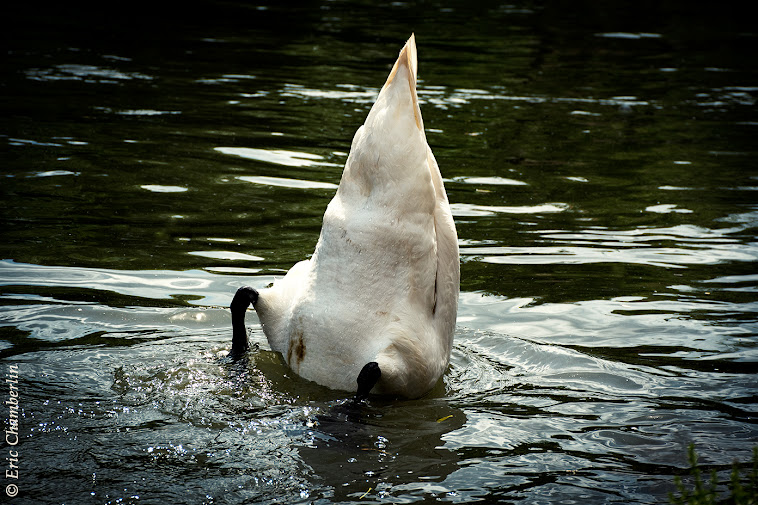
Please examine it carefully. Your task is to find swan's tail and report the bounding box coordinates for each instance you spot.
[383,34,422,131]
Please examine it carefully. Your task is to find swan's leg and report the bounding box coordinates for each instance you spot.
[229,286,259,357]
[354,361,381,403]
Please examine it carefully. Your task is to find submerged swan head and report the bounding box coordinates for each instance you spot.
[230,34,460,400]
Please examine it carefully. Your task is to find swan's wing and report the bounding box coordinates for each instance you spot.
[385,34,459,346]
[321,33,437,312]
[428,146,460,348]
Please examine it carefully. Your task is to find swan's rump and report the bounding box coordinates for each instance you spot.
[284,194,440,395]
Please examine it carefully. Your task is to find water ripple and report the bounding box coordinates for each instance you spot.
[24,64,152,83]
[462,244,758,267]
[451,202,569,217]
[215,147,340,167]
[0,261,224,305]
[237,175,337,190]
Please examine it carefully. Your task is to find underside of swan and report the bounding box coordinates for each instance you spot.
[231,35,460,400]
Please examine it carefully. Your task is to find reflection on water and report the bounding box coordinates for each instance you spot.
[237,175,339,190]
[215,147,341,168]
[24,63,153,83]
[1,1,757,503]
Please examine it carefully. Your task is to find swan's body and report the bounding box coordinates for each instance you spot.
[231,35,459,399]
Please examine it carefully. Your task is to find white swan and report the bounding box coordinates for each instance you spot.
[230,34,460,400]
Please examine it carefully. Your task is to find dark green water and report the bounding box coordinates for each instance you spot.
[1,2,756,503]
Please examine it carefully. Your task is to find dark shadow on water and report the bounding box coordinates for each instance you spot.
[299,397,466,501]
[216,341,467,501]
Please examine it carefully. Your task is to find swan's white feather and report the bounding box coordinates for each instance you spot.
[255,35,460,398]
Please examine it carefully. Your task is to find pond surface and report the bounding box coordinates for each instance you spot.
[2,2,757,503]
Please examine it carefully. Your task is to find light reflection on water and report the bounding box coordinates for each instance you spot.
[1,2,757,504]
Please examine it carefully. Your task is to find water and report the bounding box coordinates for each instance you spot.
[1,2,757,503]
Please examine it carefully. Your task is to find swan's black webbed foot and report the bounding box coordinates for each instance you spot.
[354,361,381,404]
[229,286,259,358]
